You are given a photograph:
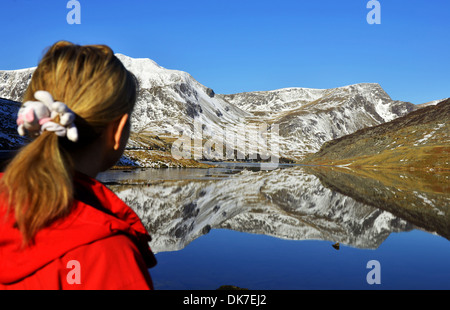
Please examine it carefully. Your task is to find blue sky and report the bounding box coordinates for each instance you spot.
[1,0,449,104]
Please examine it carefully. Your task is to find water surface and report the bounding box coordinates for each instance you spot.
[97,163,450,289]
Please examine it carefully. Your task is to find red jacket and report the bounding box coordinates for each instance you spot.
[0,172,157,290]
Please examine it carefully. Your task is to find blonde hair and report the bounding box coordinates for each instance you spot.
[0,41,137,245]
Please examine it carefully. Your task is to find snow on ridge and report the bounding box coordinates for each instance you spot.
[115,53,196,90]
[0,67,36,72]
[418,98,449,108]
[221,82,391,114]
[224,82,383,96]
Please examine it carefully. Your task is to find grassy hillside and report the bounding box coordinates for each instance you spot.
[302,99,449,171]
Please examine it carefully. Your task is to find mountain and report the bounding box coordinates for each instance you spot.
[0,68,34,102]
[0,54,430,167]
[302,99,450,170]
[118,53,418,161]
[219,83,415,159]
[0,97,29,149]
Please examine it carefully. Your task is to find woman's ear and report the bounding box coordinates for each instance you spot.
[98,113,131,173]
[113,113,130,151]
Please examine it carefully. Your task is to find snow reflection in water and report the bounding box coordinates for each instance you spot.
[97,164,450,289]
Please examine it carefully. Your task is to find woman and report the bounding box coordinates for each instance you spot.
[0,41,156,289]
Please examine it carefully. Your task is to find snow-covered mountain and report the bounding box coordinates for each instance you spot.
[0,54,418,162]
[0,68,34,102]
[115,54,250,134]
[0,98,29,149]
[220,83,415,158]
[118,54,416,160]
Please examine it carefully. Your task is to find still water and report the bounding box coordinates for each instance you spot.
[97,163,450,290]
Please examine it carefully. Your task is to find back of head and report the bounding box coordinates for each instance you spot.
[0,41,138,245]
[25,40,137,136]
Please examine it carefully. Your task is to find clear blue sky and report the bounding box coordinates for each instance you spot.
[1,0,449,104]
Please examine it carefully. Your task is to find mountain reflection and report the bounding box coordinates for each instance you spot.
[100,165,449,254]
[307,166,449,240]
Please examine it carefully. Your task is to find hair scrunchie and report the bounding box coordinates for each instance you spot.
[16,91,78,142]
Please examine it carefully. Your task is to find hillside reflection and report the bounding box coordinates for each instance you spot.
[306,166,449,240]
[99,165,449,254]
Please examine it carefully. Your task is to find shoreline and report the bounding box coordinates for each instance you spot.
[2,149,448,173]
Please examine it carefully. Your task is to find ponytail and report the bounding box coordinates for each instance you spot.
[1,131,73,245]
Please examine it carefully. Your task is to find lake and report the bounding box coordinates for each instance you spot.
[97,163,450,290]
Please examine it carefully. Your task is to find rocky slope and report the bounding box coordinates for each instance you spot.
[0,97,29,149]
[0,68,34,102]
[302,99,450,170]
[220,83,416,158]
